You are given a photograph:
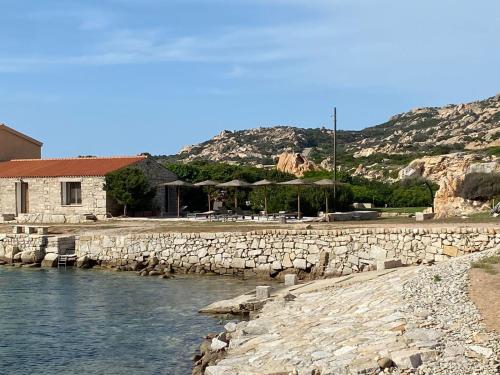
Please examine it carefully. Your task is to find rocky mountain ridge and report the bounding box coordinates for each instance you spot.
[167,94,500,169]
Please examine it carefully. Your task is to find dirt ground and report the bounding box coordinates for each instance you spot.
[0,216,498,235]
[469,264,500,333]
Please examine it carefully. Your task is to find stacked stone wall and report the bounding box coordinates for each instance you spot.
[0,234,75,264]
[75,227,500,277]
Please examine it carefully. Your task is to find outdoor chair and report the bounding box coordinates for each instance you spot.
[215,207,236,222]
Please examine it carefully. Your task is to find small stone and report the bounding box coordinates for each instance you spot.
[211,338,228,351]
[377,357,394,369]
[442,245,459,257]
[472,333,490,344]
[284,274,298,286]
[256,286,271,300]
[224,322,237,333]
[390,349,423,369]
[468,345,493,358]
[377,258,402,270]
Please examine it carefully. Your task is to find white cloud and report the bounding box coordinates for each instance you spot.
[1,0,499,92]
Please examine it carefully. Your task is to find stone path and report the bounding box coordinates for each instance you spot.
[205,248,500,375]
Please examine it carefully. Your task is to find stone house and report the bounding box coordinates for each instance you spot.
[0,156,177,223]
[0,123,42,161]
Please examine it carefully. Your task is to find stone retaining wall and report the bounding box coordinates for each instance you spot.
[75,227,500,277]
[0,233,75,264]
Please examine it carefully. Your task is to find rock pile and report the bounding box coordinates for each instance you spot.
[77,254,174,279]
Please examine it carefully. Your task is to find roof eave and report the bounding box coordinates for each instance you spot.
[0,124,43,147]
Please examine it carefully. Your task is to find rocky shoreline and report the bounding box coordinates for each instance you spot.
[197,248,500,375]
[2,233,498,374]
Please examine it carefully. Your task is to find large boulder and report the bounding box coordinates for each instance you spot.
[434,175,491,218]
[41,253,59,268]
[20,249,45,264]
[77,255,94,269]
[276,152,318,177]
[2,245,20,263]
[399,153,499,218]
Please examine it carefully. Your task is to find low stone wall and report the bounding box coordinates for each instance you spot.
[75,227,500,277]
[16,213,102,224]
[0,233,76,265]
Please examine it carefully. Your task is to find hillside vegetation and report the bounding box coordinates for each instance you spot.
[158,94,500,177]
[164,162,434,214]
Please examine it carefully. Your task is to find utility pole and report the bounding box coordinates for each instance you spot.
[333,107,337,211]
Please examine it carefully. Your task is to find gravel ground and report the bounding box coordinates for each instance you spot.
[1,219,498,236]
[402,247,500,375]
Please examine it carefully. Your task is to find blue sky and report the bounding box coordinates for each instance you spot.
[1,0,499,158]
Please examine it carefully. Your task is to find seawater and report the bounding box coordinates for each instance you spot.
[0,267,259,375]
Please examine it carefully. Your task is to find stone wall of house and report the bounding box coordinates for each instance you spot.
[0,177,108,223]
[75,227,500,277]
[133,158,177,216]
[0,158,178,222]
[0,233,75,264]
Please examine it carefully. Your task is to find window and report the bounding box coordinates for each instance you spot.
[61,182,82,205]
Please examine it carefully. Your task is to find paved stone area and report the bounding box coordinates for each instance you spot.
[206,248,500,375]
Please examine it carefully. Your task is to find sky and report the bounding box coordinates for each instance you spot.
[1,0,499,158]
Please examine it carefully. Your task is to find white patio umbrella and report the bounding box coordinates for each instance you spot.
[161,180,193,218]
[217,180,251,209]
[278,179,312,220]
[194,180,219,211]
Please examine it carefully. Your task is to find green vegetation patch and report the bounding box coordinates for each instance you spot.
[485,146,500,157]
[458,173,500,201]
[471,255,500,275]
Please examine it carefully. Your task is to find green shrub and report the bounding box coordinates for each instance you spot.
[104,168,156,216]
[458,173,500,201]
[486,146,500,157]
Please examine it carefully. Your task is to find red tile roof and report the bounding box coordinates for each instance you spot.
[0,156,147,178]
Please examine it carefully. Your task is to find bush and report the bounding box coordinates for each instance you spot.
[459,173,500,201]
[486,146,500,157]
[104,168,156,216]
[389,185,433,207]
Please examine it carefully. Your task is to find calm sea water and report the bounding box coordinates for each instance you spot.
[0,267,259,375]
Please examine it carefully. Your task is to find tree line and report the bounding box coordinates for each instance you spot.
[102,161,499,216]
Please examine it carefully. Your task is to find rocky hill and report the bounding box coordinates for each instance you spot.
[157,94,500,217]
[171,127,359,166]
[163,94,500,171]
